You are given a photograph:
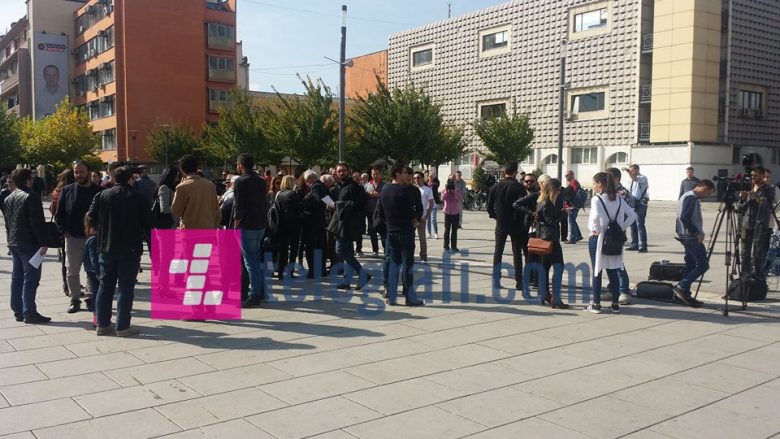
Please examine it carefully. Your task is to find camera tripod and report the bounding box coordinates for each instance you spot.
[693,198,745,316]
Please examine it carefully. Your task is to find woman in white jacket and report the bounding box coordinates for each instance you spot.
[585,172,637,313]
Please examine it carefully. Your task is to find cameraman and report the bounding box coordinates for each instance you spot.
[738,166,775,278]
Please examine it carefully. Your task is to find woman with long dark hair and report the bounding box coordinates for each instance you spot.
[585,172,636,313]
[152,164,180,289]
[535,178,569,309]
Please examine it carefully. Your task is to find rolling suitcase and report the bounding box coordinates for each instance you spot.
[635,281,675,302]
[649,262,686,282]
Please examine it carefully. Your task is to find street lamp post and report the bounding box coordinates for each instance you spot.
[557,40,567,180]
[128,129,138,165]
[338,5,347,163]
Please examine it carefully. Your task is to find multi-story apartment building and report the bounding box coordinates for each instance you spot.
[72,0,238,163]
[0,18,31,116]
[387,0,780,200]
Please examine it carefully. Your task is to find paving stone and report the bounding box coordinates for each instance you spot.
[667,361,776,394]
[267,349,370,377]
[437,386,562,427]
[33,408,180,439]
[0,340,14,353]
[8,329,98,351]
[156,387,287,430]
[129,340,225,363]
[74,379,201,417]
[0,326,45,341]
[36,351,144,379]
[246,396,381,439]
[157,419,276,439]
[177,362,292,395]
[0,371,119,406]
[194,342,303,369]
[0,346,75,369]
[260,370,375,405]
[342,338,433,362]
[345,377,467,415]
[424,362,532,393]
[612,377,731,415]
[65,336,167,357]
[104,357,218,387]
[649,405,780,439]
[0,365,48,386]
[466,417,591,438]
[0,398,91,435]
[344,405,484,439]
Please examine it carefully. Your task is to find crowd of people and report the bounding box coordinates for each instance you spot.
[4,152,771,334]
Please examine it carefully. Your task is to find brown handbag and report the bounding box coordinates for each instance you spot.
[527,210,553,255]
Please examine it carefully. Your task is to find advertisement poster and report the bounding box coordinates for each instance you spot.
[34,33,68,119]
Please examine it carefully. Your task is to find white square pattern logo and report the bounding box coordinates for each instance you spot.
[169,244,224,306]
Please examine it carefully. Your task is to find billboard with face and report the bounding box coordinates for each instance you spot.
[34,33,68,119]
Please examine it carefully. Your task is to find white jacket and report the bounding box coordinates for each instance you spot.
[587,193,637,275]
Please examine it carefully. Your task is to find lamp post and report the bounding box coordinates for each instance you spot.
[557,39,567,180]
[159,124,172,167]
[338,5,347,162]
[128,129,138,165]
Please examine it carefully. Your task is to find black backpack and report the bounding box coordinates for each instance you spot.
[597,196,626,256]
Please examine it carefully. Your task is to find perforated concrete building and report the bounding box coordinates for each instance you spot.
[386,0,780,200]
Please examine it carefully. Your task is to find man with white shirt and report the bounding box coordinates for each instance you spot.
[625,164,649,253]
[414,171,434,264]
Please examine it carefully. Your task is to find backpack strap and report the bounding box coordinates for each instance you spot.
[596,195,613,223]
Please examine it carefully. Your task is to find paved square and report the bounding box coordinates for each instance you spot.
[1,201,778,438]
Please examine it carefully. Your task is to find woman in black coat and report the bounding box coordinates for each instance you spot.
[276,175,303,280]
[534,178,569,309]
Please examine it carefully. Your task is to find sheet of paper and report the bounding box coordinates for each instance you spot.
[28,248,46,269]
[322,195,335,208]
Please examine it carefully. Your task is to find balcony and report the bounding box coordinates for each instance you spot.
[0,70,19,96]
[639,122,651,143]
[641,34,653,53]
[208,68,234,82]
[208,35,234,50]
[640,85,652,104]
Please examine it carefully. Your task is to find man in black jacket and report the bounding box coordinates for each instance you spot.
[302,171,327,278]
[330,162,371,290]
[5,169,51,324]
[55,161,102,313]
[87,167,153,336]
[487,161,527,290]
[233,153,269,308]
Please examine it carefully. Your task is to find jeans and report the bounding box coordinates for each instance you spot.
[630,203,648,249]
[741,228,772,278]
[568,208,583,242]
[541,242,564,304]
[83,236,99,297]
[336,237,363,284]
[10,246,42,317]
[427,204,439,235]
[385,231,417,302]
[588,235,620,304]
[367,217,384,253]
[241,229,266,299]
[96,251,140,330]
[443,214,459,250]
[65,235,87,301]
[492,229,525,286]
[677,239,709,293]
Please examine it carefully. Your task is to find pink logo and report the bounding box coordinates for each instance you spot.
[151,230,242,320]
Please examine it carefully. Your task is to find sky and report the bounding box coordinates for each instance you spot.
[0,0,506,93]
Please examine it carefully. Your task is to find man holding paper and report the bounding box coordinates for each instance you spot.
[3,169,51,324]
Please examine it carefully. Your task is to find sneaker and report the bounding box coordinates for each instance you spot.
[426,234,432,239]
[13,312,23,322]
[434,233,439,239]
[419,258,428,265]
[116,326,141,337]
[610,303,620,313]
[618,293,631,305]
[584,304,602,314]
[23,313,51,324]
[637,248,648,253]
[356,251,365,258]
[96,325,113,336]
[626,246,639,251]
[672,286,694,306]
[242,296,262,309]
[356,273,373,291]
[371,251,379,257]
[452,248,460,252]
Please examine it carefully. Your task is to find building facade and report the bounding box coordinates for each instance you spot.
[0,18,31,116]
[72,0,238,163]
[387,0,780,200]
[345,49,387,99]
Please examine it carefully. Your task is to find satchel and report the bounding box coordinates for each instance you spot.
[42,221,63,249]
[527,236,553,255]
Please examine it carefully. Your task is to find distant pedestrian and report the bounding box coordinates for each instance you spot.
[625,164,649,252]
[607,167,636,305]
[276,175,303,280]
[330,162,371,290]
[426,172,441,239]
[678,167,700,199]
[5,169,51,324]
[171,155,220,229]
[673,179,716,307]
[301,170,327,278]
[50,168,75,297]
[133,165,157,206]
[564,170,584,244]
[414,171,434,264]
[365,166,386,256]
[441,179,463,252]
[233,154,269,308]
[31,170,45,195]
[487,161,527,289]
[535,178,569,309]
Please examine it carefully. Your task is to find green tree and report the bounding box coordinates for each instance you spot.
[202,89,274,165]
[472,166,488,192]
[145,123,202,166]
[264,77,338,168]
[349,80,461,165]
[18,96,99,170]
[0,110,21,168]
[472,106,534,166]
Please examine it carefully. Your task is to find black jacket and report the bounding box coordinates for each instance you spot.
[487,177,527,234]
[3,188,47,248]
[276,189,303,228]
[233,171,268,230]
[54,182,102,238]
[31,176,45,195]
[87,184,154,254]
[535,199,563,242]
[302,181,328,236]
[513,191,539,230]
[332,177,367,241]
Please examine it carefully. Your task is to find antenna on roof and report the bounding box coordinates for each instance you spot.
[448,2,452,18]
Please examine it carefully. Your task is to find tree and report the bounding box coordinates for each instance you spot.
[264,77,338,168]
[145,123,202,166]
[349,80,462,166]
[0,110,21,168]
[18,96,100,170]
[472,106,534,166]
[202,89,274,165]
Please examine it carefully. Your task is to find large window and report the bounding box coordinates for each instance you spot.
[87,96,114,120]
[75,26,114,65]
[574,8,607,32]
[208,56,235,81]
[543,154,558,165]
[74,61,114,95]
[76,1,114,36]
[571,92,605,113]
[208,88,231,112]
[479,101,507,119]
[207,22,235,48]
[410,44,435,71]
[479,25,511,57]
[101,128,116,150]
[608,152,628,164]
[568,87,609,120]
[569,2,611,40]
[571,147,597,164]
[739,89,764,118]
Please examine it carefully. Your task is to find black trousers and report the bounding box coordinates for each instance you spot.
[444,213,459,249]
[303,229,327,276]
[367,216,384,253]
[741,228,772,277]
[277,225,301,279]
[493,228,526,284]
[560,216,568,242]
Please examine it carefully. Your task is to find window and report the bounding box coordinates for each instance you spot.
[208,88,231,112]
[543,154,558,165]
[479,101,507,119]
[75,26,115,65]
[567,87,609,120]
[738,89,764,118]
[101,128,116,150]
[572,147,597,164]
[522,151,535,165]
[607,152,628,164]
[479,25,511,57]
[207,23,235,48]
[76,1,113,36]
[569,2,611,40]
[410,44,435,71]
[208,56,235,81]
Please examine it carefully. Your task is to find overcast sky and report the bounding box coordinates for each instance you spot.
[0,0,506,93]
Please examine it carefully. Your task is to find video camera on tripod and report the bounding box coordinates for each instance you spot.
[712,154,755,203]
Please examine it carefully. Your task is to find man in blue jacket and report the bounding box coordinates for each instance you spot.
[673,179,716,307]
